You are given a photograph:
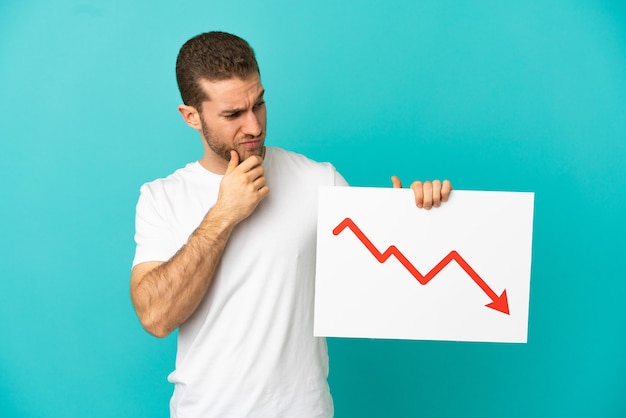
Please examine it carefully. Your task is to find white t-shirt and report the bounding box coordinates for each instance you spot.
[133,147,348,418]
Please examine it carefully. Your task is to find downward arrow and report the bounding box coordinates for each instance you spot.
[333,217,510,315]
[486,290,510,315]
[450,251,510,314]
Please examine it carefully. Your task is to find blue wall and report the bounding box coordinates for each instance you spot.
[1,1,625,417]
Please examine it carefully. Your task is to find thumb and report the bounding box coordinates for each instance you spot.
[226,150,239,174]
[391,175,403,188]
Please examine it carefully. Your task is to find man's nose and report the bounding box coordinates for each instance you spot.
[242,111,262,136]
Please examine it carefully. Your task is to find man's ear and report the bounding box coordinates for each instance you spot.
[178,104,202,130]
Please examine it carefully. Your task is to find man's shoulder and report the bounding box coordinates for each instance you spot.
[265,146,348,187]
[266,147,334,171]
[139,161,217,197]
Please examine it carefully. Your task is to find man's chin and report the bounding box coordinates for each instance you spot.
[238,144,265,161]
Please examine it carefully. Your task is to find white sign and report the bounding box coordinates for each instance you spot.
[314,187,534,343]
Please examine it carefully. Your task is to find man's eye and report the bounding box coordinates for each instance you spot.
[253,101,265,110]
[225,112,241,119]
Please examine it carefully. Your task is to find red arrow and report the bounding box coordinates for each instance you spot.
[332,217,510,315]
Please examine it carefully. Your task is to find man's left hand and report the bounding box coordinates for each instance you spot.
[391,176,452,210]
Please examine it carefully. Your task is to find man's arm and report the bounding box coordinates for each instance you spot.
[130,151,269,338]
[391,176,452,209]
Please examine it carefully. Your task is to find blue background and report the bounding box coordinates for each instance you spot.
[1,1,625,417]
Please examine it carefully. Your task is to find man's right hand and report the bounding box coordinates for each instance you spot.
[214,150,270,224]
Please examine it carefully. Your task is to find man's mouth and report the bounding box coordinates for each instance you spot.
[239,136,264,149]
[241,140,260,148]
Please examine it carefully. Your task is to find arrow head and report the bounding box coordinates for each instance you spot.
[485,289,510,315]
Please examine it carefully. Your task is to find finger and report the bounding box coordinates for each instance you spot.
[252,174,267,190]
[422,181,433,210]
[411,181,424,208]
[257,185,270,200]
[432,180,442,207]
[441,180,452,202]
[391,176,403,189]
[244,164,266,184]
[226,150,240,174]
[237,154,264,172]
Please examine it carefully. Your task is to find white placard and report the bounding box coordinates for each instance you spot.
[314,187,534,343]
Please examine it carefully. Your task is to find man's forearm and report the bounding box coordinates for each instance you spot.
[131,208,236,338]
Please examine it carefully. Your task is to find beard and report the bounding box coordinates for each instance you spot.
[200,116,265,163]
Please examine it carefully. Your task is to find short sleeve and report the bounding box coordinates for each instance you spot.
[132,184,179,267]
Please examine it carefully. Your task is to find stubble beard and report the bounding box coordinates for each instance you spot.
[200,117,265,163]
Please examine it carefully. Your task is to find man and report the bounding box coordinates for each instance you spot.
[130,31,451,417]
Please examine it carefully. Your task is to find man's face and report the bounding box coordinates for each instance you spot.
[196,75,266,170]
